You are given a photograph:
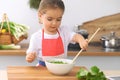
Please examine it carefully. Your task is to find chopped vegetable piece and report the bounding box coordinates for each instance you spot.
[48,61,67,64]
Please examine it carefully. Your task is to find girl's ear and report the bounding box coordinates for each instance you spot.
[38,12,43,24]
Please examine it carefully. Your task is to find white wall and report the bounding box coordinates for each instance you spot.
[0,56,120,70]
[0,0,120,43]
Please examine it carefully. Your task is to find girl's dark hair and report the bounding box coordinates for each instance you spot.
[38,0,65,13]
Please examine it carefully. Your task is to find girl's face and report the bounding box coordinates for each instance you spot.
[39,8,64,34]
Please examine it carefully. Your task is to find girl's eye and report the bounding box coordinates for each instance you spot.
[47,18,62,21]
[57,18,62,21]
[47,18,52,21]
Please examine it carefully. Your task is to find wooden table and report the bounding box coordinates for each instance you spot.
[7,66,85,80]
[6,66,120,80]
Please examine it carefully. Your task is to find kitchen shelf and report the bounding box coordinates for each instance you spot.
[0,43,120,56]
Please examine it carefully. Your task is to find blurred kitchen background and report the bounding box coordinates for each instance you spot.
[0,0,120,70]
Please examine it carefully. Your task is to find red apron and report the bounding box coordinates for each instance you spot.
[42,29,64,56]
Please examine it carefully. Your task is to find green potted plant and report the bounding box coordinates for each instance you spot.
[29,0,41,10]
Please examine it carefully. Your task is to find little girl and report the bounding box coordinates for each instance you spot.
[26,0,88,66]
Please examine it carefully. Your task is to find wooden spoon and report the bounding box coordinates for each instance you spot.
[72,28,100,63]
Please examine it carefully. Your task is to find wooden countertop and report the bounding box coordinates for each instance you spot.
[7,66,85,80]
[0,69,119,80]
[0,43,120,56]
[68,46,120,56]
[4,66,120,80]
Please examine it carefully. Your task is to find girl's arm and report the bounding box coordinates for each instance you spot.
[72,33,88,50]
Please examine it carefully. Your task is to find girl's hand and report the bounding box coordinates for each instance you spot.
[78,39,88,50]
[26,52,36,63]
[72,33,88,50]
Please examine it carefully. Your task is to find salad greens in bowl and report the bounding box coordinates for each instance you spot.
[45,58,74,75]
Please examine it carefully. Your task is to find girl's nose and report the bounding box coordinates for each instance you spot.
[52,21,57,25]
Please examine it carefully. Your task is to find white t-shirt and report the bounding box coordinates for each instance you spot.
[26,25,76,61]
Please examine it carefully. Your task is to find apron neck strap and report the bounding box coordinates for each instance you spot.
[42,29,60,39]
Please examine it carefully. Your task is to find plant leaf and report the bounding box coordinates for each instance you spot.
[90,66,100,75]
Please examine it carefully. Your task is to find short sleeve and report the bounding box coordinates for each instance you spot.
[59,25,76,44]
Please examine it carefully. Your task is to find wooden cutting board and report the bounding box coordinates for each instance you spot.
[7,66,86,80]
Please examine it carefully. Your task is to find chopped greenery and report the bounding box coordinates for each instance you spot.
[76,66,107,80]
[48,61,67,64]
